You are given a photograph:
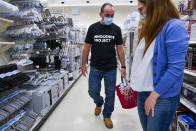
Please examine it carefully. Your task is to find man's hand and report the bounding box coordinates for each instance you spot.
[81,65,88,77]
[145,91,160,117]
[124,85,132,96]
[121,68,126,77]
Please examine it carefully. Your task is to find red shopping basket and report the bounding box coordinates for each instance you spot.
[116,77,137,109]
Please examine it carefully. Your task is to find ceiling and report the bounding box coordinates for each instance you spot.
[40,0,178,27]
[41,0,179,7]
[41,0,138,7]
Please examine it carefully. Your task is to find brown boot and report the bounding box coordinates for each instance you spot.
[94,106,102,116]
[103,118,113,129]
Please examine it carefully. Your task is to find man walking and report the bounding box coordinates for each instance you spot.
[81,3,126,129]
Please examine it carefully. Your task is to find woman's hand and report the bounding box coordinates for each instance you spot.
[145,91,160,117]
[124,85,132,96]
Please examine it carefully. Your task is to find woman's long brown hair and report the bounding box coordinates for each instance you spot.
[138,0,180,53]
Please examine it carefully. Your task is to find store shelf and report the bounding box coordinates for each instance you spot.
[180,15,190,21]
[36,35,62,42]
[0,44,14,53]
[0,39,15,53]
[0,110,26,130]
[0,18,14,33]
[180,97,196,114]
[189,41,196,45]
[30,117,42,131]
[76,42,85,45]
[184,69,196,77]
[183,82,196,89]
[0,41,15,45]
[30,73,82,131]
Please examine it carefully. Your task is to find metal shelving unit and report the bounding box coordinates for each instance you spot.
[0,18,14,33]
[180,97,196,114]
[181,68,196,114]
[0,41,15,53]
[181,40,196,115]
[184,69,196,77]
[0,17,15,53]
[0,0,84,130]
[189,41,196,45]
[183,82,196,89]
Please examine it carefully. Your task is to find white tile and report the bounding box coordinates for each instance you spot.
[39,71,143,131]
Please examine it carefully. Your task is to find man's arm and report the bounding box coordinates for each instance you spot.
[81,43,91,77]
[116,45,126,77]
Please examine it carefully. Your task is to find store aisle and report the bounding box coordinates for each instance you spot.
[39,71,142,131]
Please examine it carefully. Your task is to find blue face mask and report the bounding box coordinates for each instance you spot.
[103,17,113,25]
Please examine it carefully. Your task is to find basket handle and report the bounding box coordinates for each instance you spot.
[121,75,124,83]
[121,75,129,85]
[121,76,134,94]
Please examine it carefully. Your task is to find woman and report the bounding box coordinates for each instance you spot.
[125,0,189,131]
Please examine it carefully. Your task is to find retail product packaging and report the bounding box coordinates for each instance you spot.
[31,79,61,116]
[123,12,140,31]
[31,86,51,116]
[75,47,81,57]
[75,62,80,72]
[189,0,196,11]
[50,70,69,96]
[192,47,196,70]
[182,83,196,106]
[190,23,196,41]
[170,107,189,131]
[70,61,76,72]
[73,70,79,80]
[61,56,69,70]
[49,79,64,97]
[68,72,73,81]
[39,80,59,105]
[63,72,69,90]
[78,31,86,43]
[186,47,196,70]
[177,115,196,131]
[73,71,76,80]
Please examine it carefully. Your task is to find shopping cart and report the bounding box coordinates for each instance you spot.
[116,76,137,109]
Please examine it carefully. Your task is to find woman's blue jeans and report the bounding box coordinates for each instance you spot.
[137,92,179,131]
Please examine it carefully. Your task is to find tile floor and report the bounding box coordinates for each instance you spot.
[39,71,143,131]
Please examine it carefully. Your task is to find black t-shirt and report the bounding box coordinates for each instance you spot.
[85,22,123,70]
